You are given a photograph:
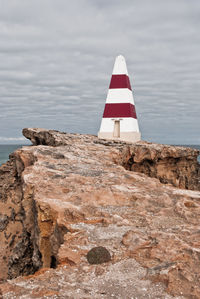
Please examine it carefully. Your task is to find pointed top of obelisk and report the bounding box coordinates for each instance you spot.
[112,55,128,75]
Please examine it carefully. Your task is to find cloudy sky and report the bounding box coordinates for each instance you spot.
[0,0,200,144]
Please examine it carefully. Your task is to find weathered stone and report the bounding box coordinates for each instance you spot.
[7,232,40,279]
[0,214,9,232]
[120,142,200,191]
[0,128,199,298]
[23,128,200,191]
[87,246,111,264]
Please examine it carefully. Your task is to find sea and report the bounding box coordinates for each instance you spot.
[0,144,200,167]
[0,145,25,166]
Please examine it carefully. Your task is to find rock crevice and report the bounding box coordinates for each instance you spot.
[0,128,200,298]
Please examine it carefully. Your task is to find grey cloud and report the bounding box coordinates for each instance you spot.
[0,0,200,144]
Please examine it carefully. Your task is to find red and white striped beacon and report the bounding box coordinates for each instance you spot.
[98,55,141,142]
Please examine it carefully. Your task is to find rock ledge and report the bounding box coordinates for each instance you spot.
[0,128,200,298]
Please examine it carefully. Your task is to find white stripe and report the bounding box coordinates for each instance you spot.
[106,88,135,104]
[99,118,139,133]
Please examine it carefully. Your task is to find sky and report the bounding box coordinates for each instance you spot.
[0,0,200,145]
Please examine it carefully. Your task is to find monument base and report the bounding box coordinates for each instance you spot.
[98,131,141,143]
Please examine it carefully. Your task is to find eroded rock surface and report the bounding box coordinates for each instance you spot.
[0,128,200,298]
[23,128,200,191]
[121,142,200,190]
[0,154,40,282]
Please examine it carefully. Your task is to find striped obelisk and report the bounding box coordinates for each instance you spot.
[98,55,141,143]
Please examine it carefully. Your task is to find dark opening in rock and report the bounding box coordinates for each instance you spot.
[7,231,42,279]
[0,214,9,232]
[86,246,111,264]
[34,136,46,146]
[50,255,57,269]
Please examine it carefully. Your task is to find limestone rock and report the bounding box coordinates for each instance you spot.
[23,128,200,190]
[0,214,9,232]
[120,142,200,190]
[0,128,200,298]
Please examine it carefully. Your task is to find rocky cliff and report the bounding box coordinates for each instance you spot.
[0,128,200,298]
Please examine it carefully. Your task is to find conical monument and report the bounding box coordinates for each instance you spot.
[98,55,141,143]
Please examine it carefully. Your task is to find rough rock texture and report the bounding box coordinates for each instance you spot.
[0,154,40,282]
[121,143,200,191]
[0,128,200,298]
[23,128,200,191]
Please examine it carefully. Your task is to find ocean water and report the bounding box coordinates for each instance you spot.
[0,145,25,166]
[0,144,200,167]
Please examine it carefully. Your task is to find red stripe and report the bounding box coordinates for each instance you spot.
[109,75,132,90]
[103,103,137,118]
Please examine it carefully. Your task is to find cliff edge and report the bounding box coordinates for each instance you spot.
[0,128,200,298]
